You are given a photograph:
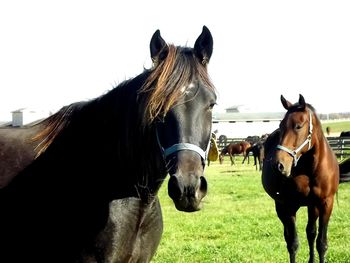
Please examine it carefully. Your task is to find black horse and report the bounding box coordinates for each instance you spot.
[339,158,350,182]
[242,142,264,170]
[0,26,216,262]
[340,131,350,137]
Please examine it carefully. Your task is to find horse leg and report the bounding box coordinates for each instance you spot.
[276,202,299,263]
[258,158,263,171]
[242,153,249,164]
[242,154,247,164]
[316,197,334,263]
[306,205,319,263]
[230,154,234,165]
[254,155,258,171]
[259,150,264,171]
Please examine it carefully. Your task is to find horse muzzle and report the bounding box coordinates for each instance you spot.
[274,151,293,177]
[159,140,209,212]
[275,160,292,177]
[166,150,208,212]
[168,173,207,212]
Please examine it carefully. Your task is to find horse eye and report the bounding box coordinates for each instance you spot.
[209,102,216,110]
[295,124,303,130]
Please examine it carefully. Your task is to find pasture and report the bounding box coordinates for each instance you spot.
[153,156,350,262]
[321,120,350,135]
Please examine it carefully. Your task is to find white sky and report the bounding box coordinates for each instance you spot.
[1,1,349,120]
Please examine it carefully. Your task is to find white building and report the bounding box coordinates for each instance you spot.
[212,111,285,139]
[11,108,51,127]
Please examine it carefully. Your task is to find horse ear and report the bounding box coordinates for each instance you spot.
[298,94,306,108]
[150,29,168,64]
[194,26,213,65]
[280,95,292,110]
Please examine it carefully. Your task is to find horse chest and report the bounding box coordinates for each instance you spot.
[293,175,311,195]
[273,175,312,204]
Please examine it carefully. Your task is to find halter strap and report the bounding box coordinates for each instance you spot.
[276,110,313,167]
[164,143,206,160]
[155,127,210,167]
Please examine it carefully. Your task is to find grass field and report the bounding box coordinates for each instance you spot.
[152,156,350,263]
[321,121,350,135]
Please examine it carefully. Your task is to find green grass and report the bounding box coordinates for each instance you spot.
[321,121,350,134]
[152,156,350,263]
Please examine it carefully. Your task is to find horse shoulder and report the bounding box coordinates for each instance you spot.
[311,140,339,195]
[0,127,41,188]
[88,197,163,262]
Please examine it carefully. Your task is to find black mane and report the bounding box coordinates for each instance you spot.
[32,68,166,201]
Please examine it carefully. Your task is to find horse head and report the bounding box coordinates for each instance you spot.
[146,26,216,212]
[275,94,315,177]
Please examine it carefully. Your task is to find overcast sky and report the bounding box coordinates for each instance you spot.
[1,0,349,120]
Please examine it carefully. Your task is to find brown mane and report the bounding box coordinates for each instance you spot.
[138,44,215,124]
[33,44,216,157]
[32,103,79,157]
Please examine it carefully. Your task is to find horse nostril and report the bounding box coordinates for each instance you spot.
[199,176,208,194]
[277,162,284,173]
[168,175,183,200]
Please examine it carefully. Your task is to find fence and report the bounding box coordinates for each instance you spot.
[327,136,350,159]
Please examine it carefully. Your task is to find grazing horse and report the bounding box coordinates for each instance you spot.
[0,26,216,263]
[262,94,339,263]
[219,141,251,165]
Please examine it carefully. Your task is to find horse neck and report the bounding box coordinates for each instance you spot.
[308,112,330,165]
[95,76,168,198]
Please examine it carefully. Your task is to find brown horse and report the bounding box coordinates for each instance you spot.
[219,141,251,165]
[262,94,339,263]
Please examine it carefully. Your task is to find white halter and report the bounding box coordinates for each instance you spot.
[164,143,206,160]
[156,128,211,167]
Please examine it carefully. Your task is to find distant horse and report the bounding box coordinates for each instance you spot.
[218,134,228,148]
[0,26,216,263]
[242,135,267,170]
[262,94,339,263]
[219,141,251,165]
[242,142,264,170]
[339,158,350,182]
[340,131,350,137]
[245,135,260,145]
